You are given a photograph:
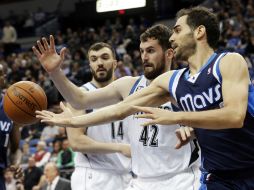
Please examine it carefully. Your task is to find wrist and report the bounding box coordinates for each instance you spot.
[48,68,62,77]
[174,112,185,125]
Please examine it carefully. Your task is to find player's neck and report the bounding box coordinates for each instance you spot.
[92,77,114,88]
[188,44,214,75]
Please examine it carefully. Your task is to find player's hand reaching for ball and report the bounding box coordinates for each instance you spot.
[32,35,67,73]
[36,102,73,127]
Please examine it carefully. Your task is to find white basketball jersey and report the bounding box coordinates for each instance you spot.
[127,76,198,178]
[74,82,131,173]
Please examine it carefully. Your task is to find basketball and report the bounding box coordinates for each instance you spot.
[3,81,47,124]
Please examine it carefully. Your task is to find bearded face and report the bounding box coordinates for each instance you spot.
[142,55,166,80]
[89,47,116,83]
[140,38,168,80]
[90,65,114,83]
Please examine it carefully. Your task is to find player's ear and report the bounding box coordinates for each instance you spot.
[113,59,118,70]
[195,25,206,40]
[165,48,174,60]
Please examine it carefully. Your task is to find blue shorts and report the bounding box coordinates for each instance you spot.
[199,169,254,190]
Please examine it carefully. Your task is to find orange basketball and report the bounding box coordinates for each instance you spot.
[3,81,47,124]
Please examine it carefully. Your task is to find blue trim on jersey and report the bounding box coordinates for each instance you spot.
[248,84,254,117]
[168,70,179,96]
[89,82,98,89]
[215,61,221,83]
[129,76,142,95]
[184,53,217,80]
[82,85,89,91]
[214,53,227,83]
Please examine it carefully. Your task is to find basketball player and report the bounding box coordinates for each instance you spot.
[37,7,254,189]
[67,42,132,190]
[0,64,24,190]
[33,24,200,190]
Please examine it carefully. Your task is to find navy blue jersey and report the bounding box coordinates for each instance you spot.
[169,53,254,172]
[0,97,13,170]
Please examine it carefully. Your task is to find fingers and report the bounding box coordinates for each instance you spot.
[132,106,153,114]
[177,127,186,141]
[135,113,155,119]
[37,40,46,54]
[175,139,182,149]
[32,46,41,58]
[49,35,56,51]
[60,47,67,61]
[60,101,66,111]
[42,37,50,51]
[35,110,54,118]
[140,119,157,126]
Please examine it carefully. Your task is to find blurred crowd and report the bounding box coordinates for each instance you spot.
[1,0,254,189]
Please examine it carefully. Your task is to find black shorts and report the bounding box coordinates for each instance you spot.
[0,171,6,190]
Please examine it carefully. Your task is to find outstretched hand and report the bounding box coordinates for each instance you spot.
[36,102,73,127]
[133,106,177,126]
[32,35,67,73]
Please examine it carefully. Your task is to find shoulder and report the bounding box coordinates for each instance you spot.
[153,70,175,89]
[112,76,140,98]
[220,53,247,68]
[114,76,139,86]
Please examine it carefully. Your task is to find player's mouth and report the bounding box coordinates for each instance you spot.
[171,43,178,53]
[143,63,153,68]
[97,68,107,72]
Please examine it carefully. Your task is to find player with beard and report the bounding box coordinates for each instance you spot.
[64,42,132,190]
[33,24,200,190]
[0,64,25,190]
[36,7,254,189]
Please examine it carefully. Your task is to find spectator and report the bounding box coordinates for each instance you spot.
[2,21,17,43]
[4,168,16,190]
[33,141,51,168]
[40,124,59,142]
[115,60,132,78]
[54,127,67,142]
[24,157,43,190]
[49,141,62,163]
[41,162,71,190]
[56,139,74,169]
[20,142,31,169]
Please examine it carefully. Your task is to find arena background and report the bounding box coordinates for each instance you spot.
[1,0,253,189]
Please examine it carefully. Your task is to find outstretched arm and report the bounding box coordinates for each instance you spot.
[33,35,131,109]
[36,71,173,127]
[135,53,250,129]
[66,103,131,157]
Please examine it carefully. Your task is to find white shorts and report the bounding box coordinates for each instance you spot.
[126,166,200,190]
[71,166,132,190]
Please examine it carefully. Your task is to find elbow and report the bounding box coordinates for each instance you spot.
[70,102,84,110]
[70,93,87,110]
[230,111,245,128]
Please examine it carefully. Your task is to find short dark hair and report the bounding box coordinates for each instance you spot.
[88,42,116,59]
[176,6,220,49]
[140,24,171,51]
